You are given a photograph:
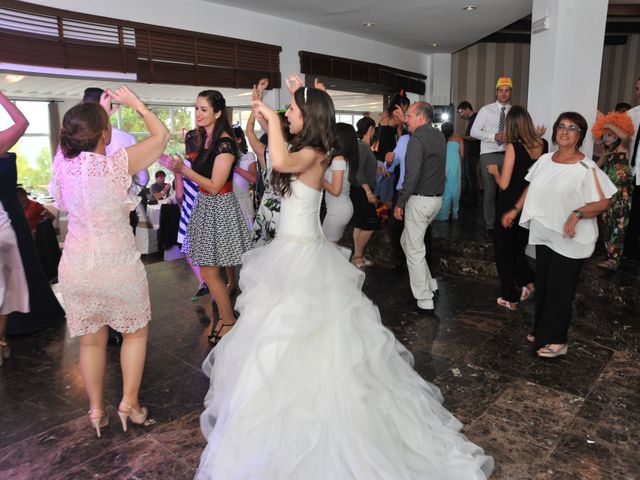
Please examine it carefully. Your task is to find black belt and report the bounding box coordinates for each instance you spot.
[414,193,441,197]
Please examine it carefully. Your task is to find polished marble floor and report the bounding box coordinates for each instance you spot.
[1,236,639,479]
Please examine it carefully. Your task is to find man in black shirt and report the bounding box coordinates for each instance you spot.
[457,101,481,204]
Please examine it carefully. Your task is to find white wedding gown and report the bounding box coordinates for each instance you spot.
[195,179,494,480]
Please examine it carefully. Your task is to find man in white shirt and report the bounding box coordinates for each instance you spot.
[624,77,640,260]
[470,77,513,236]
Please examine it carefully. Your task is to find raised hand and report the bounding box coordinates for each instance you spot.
[252,99,275,125]
[535,124,547,137]
[314,78,327,92]
[105,85,144,110]
[392,105,406,124]
[286,75,304,95]
[252,78,269,102]
[99,91,119,116]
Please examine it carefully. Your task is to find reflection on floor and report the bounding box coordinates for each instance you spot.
[1,210,639,479]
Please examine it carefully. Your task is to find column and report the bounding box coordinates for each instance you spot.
[527,0,608,158]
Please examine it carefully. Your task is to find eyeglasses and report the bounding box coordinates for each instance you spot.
[557,124,581,133]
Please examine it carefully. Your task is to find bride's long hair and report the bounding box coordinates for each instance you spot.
[272,87,336,196]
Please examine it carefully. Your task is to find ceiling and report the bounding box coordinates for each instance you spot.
[204,0,533,53]
[0,72,384,112]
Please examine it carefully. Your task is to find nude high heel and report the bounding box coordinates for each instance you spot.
[0,341,10,367]
[88,409,109,438]
[117,403,148,432]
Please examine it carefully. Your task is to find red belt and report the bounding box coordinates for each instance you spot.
[199,181,233,195]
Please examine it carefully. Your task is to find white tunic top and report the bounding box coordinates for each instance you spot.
[233,151,257,195]
[519,153,617,259]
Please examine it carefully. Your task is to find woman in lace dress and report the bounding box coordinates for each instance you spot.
[51,86,170,437]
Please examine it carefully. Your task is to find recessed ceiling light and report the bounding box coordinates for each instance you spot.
[463,5,477,11]
[362,22,375,28]
[432,43,439,47]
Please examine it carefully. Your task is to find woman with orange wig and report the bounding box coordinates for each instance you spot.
[592,111,635,270]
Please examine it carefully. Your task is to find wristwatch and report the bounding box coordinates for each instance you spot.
[573,210,584,219]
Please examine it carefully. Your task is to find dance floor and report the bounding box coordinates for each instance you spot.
[0,217,639,478]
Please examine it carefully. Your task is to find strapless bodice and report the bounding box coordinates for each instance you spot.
[277,179,323,242]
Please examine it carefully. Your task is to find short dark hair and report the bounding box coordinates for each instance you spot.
[356,116,376,139]
[441,122,454,140]
[155,170,166,179]
[551,112,588,149]
[614,102,632,112]
[82,87,105,104]
[456,101,473,111]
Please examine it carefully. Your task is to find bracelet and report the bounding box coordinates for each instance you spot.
[573,209,584,219]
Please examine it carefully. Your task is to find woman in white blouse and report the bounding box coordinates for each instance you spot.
[322,123,355,242]
[502,112,616,358]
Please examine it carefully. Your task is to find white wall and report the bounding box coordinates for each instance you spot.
[28,0,433,108]
[428,54,452,106]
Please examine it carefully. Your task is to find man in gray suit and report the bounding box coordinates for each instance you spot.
[393,102,446,312]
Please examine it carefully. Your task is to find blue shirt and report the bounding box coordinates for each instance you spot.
[386,134,410,190]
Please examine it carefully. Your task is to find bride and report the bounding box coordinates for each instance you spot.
[191,76,494,479]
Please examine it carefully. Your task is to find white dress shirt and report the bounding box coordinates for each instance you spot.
[627,105,640,186]
[470,101,511,155]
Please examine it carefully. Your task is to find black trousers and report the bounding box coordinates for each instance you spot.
[494,220,534,303]
[533,245,585,349]
[623,185,640,259]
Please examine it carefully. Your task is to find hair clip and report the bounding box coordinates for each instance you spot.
[303,87,308,104]
[232,121,240,128]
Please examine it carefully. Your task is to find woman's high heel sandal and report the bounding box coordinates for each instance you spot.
[88,409,109,438]
[0,341,10,367]
[117,403,148,432]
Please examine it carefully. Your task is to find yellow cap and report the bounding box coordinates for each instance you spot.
[496,76,513,89]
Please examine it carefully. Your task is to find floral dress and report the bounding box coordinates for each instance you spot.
[252,150,281,246]
[601,150,634,262]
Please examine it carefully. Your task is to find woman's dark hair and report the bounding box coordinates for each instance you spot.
[193,90,234,157]
[60,102,109,158]
[233,125,248,154]
[440,122,454,140]
[334,122,359,185]
[387,92,411,116]
[615,102,632,112]
[272,87,336,196]
[551,112,588,149]
[356,116,376,139]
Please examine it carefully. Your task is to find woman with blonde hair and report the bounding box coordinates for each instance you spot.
[488,105,547,310]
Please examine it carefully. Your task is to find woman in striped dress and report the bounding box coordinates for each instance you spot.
[175,145,208,301]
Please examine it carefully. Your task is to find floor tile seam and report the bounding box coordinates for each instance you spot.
[144,343,204,373]
[0,426,140,477]
[471,410,563,455]
[0,399,87,451]
[146,433,200,472]
[68,434,158,474]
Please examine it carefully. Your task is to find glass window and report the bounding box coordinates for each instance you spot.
[0,101,52,194]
